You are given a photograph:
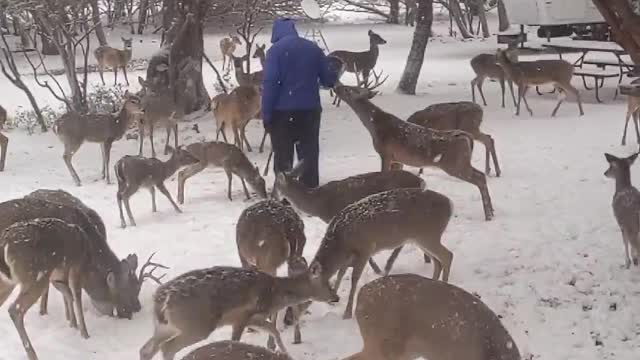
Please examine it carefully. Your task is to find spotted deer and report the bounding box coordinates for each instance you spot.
[310,188,453,319]
[220,35,242,71]
[604,152,640,268]
[335,74,494,221]
[139,266,339,360]
[407,101,501,177]
[274,169,427,275]
[180,341,292,360]
[177,141,267,203]
[94,37,133,85]
[212,85,261,152]
[114,146,199,228]
[470,53,517,108]
[53,93,143,186]
[0,218,91,360]
[495,49,584,117]
[236,199,309,348]
[343,274,521,360]
[0,104,7,171]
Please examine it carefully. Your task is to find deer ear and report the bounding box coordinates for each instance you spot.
[605,153,617,163]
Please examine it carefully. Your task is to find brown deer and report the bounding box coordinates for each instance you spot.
[0,195,160,319]
[181,341,292,360]
[343,274,522,360]
[470,53,517,108]
[335,76,495,221]
[53,93,143,186]
[212,85,261,152]
[137,76,184,158]
[274,169,427,275]
[329,30,387,106]
[251,43,271,153]
[177,141,267,203]
[94,37,133,85]
[310,188,453,319]
[407,101,501,177]
[604,152,640,268]
[232,55,264,88]
[236,199,309,348]
[220,35,242,71]
[138,265,339,360]
[0,104,7,171]
[495,49,584,117]
[0,218,91,360]
[114,146,199,228]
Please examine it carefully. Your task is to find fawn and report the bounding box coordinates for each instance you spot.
[220,35,242,71]
[236,199,309,348]
[407,101,501,177]
[470,53,517,108]
[181,341,292,360]
[343,274,521,360]
[177,141,267,203]
[0,104,7,171]
[95,37,133,85]
[0,218,91,360]
[310,188,453,319]
[212,86,261,152]
[54,92,143,186]
[605,152,640,268]
[139,265,338,360]
[495,49,584,117]
[114,146,199,228]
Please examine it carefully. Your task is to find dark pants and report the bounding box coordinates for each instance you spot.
[271,109,321,188]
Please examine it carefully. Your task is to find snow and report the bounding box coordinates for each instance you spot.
[1,13,640,360]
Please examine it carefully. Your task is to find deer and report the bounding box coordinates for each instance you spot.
[620,79,640,145]
[309,187,453,319]
[137,76,184,158]
[232,54,264,88]
[212,85,261,152]
[138,265,339,360]
[0,195,162,319]
[470,53,517,108]
[335,74,495,221]
[407,101,501,177]
[343,274,522,360]
[0,218,92,360]
[329,30,387,106]
[253,44,267,68]
[53,92,143,186]
[177,141,267,203]
[114,146,199,228]
[0,104,7,171]
[236,199,309,348]
[274,168,427,275]
[220,35,242,72]
[94,37,133,86]
[604,151,640,268]
[495,49,584,117]
[180,341,292,360]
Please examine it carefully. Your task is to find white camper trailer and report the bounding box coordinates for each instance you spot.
[503,0,604,26]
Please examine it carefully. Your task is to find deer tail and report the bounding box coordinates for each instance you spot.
[114,159,126,185]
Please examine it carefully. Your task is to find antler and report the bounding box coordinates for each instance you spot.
[359,69,389,91]
[138,252,169,286]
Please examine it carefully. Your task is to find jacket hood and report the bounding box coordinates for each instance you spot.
[271,18,298,43]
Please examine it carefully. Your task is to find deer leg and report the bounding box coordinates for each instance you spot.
[266,312,277,350]
[520,86,533,116]
[476,132,500,176]
[343,257,367,320]
[149,122,157,158]
[508,79,517,107]
[421,242,453,282]
[164,126,171,155]
[149,186,157,212]
[177,163,206,204]
[122,65,129,86]
[633,110,640,145]
[445,164,494,221]
[103,141,113,184]
[623,109,633,145]
[138,124,145,156]
[38,285,48,316]
[551,87,566,117]
[259,129,268,153]
[8,275,50,360]
[240,178,251,200]
[382,246,404,276]
[113,66,118,86]
[564,83,584,116]
[160,330,209,360]
[156,183,182,213]
[0,133,8,171]
[173,123,178,149]
[52,279,76,327]
[499,77,506,108]
[622,230,633,268]
[233,125,242,151]
[225,169,234,201]
[69,264,89,339]
[139,325,179,360]
[367,257,384,275]
[470,78,478,104]
[98,65,105,85]
[248,316,288,354]
[333,266,348,292]
[121,187,138,227]
[474,77,487,106]
[63,142,82,186]
[241,124,252,152]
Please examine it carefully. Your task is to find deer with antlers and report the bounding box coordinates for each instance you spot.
[335,71,494,220]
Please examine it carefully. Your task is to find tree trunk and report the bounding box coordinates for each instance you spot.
[449,0,472,38]
[90,0,108,46]
[138,0,150,34]
[592,0,640,65]
[40,33,59,55]
[397,0,433,94]
[388,0,400,24]
[476,0,490,38]
[497,0,509,31]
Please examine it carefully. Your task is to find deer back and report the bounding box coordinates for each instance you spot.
[181,341,292,360]
[185,141,241,168]
[515,59,574,85]
[213,86,261,128]
[312,188,452,278]
[350,274,521,360]
[94,42,132,67]
[407,101,483,134]
[115,155,165,187]
[470,53,506,79]
[236,200,306,274]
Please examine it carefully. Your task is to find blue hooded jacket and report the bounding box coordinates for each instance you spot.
[261,18,338,125]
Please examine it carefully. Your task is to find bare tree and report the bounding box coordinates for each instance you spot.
[593,0,640,65]
[397,0,433,94]
[497,0,509,31]
[90,0,107,46]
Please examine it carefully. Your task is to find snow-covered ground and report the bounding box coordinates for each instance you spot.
[1,14,640,360]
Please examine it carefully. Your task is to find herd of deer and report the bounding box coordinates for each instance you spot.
[2,26,640,360]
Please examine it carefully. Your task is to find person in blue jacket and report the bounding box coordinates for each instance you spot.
[262,18,340,188]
